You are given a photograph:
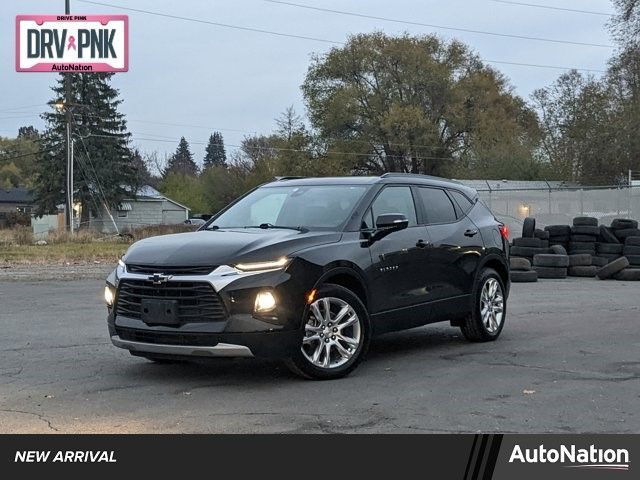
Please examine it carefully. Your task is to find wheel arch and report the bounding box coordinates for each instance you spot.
[478,254,510,295]
[314,266,369,310]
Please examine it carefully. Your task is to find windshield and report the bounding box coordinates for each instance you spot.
[208,184,368,231]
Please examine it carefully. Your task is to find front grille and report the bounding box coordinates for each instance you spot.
[115,279,227,323]
[126,264,216,275]
[115,327,220,346]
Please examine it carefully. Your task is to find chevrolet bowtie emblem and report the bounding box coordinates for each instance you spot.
[149,273,171,285]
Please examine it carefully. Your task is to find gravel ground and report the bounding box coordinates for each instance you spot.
[0,263,113,281]
[0,277,639,433]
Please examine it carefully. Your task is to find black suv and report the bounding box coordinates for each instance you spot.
[105,174,510,379]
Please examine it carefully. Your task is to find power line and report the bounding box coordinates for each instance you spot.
[487,0,613,17]
[77,0,341,44]
[78,0,608,73]
[264,0,613,48]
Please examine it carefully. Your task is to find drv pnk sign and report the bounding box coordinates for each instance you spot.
[16,15,128,72]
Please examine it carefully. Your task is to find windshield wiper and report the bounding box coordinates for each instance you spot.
[244,223,308,233]
[204,224,220,230]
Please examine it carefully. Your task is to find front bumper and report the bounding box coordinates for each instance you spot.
[111,335,254,357]
[107,262,318,359]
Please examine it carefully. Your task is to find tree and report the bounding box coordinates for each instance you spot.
[203,131,227,169]
[610,0,640,47]
[302,32,539,177]
[164,137,198,177]
[159,172,207,214]
[0,130,42,187]
[34,73,137,224]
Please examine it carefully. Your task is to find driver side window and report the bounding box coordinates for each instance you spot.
[370,186,417,227]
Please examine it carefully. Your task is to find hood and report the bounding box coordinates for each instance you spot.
[122,229,342,267]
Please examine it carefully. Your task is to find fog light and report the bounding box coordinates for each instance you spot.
[254,291,276,313]
[104,285,115,306]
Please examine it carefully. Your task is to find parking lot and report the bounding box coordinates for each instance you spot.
[1,277,639,433]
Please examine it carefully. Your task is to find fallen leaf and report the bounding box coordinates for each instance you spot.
[523,389,536,395]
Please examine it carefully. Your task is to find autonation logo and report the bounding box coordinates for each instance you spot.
[509,444,630,471]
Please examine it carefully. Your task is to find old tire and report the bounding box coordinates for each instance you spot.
[460,268,506,342]
[568,254,592,267]
[549,244,568,255]
[614,228,640,240]
[545,225,571,236]
[286,284,370,380]
[510,257,531,271]
[573,216,598,227]
[513,237,542,248]
[625,236,640,247]
[570,234,597,243]
[599,226,620,244]
[571,225,600,236]
[534,229,550,240]
[533,266,567,279]
[522,217,535,238]
[568,265,597,277]
[533,254,569,268]
[510,270,538,283]
[596,257,630,280]
[597,243,623,254]
[510,246,549,258]
[626,255,640,266]
[591,256,608,267]
[623,246,640,256]
[611,219,638,230]
[613,268,640,281]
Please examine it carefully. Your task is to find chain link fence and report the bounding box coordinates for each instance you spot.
[467,183,640,238]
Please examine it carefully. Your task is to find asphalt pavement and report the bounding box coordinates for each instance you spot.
[1,278,639,433]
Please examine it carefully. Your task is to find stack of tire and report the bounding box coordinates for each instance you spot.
[594,219,640,281]
[569,217,598,256]
[510,218,550,262]
[532,252,569,279]
[509,257,537,283]
[544,224,571,252]
[596,224,623,264]
[509,218,551,283]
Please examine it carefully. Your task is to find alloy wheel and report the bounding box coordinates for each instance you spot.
[480,277,504,333]
[301,296,362,369]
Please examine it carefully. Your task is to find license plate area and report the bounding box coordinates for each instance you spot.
[141,299,179,325]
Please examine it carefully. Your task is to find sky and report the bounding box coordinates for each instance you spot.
[0,0,617,167]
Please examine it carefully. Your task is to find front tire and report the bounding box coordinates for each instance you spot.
[460,268,506,342]
[286,284,371,380]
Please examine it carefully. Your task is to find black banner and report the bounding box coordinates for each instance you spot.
[0,434,636,478]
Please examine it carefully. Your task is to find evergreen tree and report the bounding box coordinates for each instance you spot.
[203,131,227,169]
[164,137,199,177]
[34,73,136,224]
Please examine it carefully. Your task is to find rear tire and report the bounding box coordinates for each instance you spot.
[286,284,371,380]
[460,268,506,342]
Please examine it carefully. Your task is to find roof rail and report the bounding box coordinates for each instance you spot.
[380,172,447,180]
[274,176,306,181]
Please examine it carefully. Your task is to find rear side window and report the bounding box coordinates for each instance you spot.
[418,187,457,224]
[448,190,474,216]
[371,186,417,227]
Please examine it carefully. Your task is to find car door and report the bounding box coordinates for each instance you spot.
[416,186,482,303]
[365,186,431,320]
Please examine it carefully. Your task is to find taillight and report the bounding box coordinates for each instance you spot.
[499,224,509,241]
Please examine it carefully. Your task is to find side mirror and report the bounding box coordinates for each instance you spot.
[376,213,409,231]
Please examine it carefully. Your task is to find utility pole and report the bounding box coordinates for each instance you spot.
[64,0,73,233]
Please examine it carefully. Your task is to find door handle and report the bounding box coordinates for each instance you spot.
[416,239,430,248]
[464,229,479,237]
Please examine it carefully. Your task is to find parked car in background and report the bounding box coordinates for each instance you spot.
[105,174,510,379]
[184,218,206,226]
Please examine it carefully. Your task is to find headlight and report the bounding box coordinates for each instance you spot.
[235,257,290,272]
[118,258,126,269]
[254,291,277,312]
[104,285,115,306]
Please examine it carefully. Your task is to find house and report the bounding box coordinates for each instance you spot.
[90,185,190,233]
[0,187,33,228]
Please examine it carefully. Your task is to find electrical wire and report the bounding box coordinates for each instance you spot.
[264,0,613,48]
[487,0,612,17]
[77,0,609,72]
